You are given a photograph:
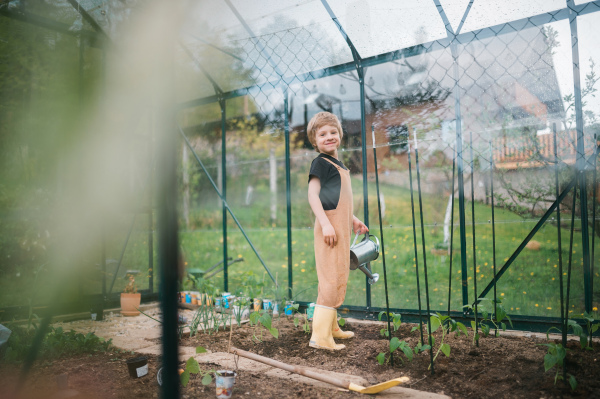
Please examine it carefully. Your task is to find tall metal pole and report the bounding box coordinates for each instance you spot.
[489,141,498,335]
[408,143,425,344]
[148,113,154,293]
[447,147,456,318]
[284,88,293,299]
[359,69,371,307]
[220,99,228,292]
[470,132,479,347]
[414,135,434,374]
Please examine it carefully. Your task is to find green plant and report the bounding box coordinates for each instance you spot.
[376,337,413,365]
[581,312,598,350]
[3,326,113,363]
[538,341,577,391]
[290,304,310,334]
[249,309,278,342]
[378,311,402,338]
[180,346,216,387]
[123,273,138,294]
[546,319,593,350]
[464,298,513,340]
[427,313,468,370]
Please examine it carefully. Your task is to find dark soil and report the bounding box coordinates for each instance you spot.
[2,317,599,398]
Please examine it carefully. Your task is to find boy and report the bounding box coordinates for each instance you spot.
[307,111,368,351]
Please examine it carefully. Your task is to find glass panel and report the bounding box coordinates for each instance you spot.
[176,103,224,296]
[175,43,216,103]
[182,0,354,93]
[457,20,575,318]
[363,44,457,312]
[577,10,600,319]
[0,17,83,308]
[461,0,565,34]
[325,0,448,59]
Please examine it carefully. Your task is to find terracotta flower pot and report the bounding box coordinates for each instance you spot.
[121,293,141,316]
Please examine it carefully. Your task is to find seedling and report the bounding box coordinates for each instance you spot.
[538,341,577,391]
[463,298,513,339]
[180,347,217,387]
[290,304,310,334]
[547,318,594,351]
[378,311,402,337]
[249,309,278,342]
[376,337,413,365]
[427,313,468,370]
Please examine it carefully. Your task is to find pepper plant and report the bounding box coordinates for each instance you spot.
[427,313,468,370]
[376,337,413,365]
[249,309,278,342]
[180,346,216,387]
[377,311,402,338]
[463,298,513,339]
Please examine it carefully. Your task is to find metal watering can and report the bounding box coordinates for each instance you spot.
[349,232,380,285]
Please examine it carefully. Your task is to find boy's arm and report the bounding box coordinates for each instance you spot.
[308,177,337,248]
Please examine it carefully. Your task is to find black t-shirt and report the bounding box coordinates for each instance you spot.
[308,154,348,210]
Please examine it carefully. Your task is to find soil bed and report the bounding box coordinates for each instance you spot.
[1,316,599,398]
[180,316,599,398]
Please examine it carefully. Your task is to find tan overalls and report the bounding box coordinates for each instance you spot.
[314,158,353,309]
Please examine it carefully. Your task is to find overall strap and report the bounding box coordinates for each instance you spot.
[321,157,343,171]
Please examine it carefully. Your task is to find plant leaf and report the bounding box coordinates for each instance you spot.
[180,370,190,387]
[186,357,200,374]
[456,322,468,337]
[196,346,207,354]
[390,337,401,353]
[420,344,431,351]
[568,374,577,391]
[201,374,212,385]
[411,325,420,332]
[544,353,557,372]
[430,316,441,333]
[378,311,385,321]
[269,327,279,339]
[440,343,451,357]
[401,344,414,361]
[376,352,385,365]
[338,317,346,327]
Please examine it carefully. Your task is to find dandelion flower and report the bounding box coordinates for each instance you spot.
[501,293,505,296]
[301,260,306,264]
[301,269,305,273]
[547,307,552,310]
[530,272,534,276]
[535,304,539,307]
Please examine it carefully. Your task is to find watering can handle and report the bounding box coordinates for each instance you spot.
[352,232,359,247]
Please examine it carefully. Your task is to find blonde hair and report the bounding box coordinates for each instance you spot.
[306,112,344,152]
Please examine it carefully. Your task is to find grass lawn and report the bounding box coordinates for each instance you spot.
[180,176,598,319]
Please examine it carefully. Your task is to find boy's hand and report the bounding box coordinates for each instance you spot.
[322,223,337,248]
[353,217,369,235]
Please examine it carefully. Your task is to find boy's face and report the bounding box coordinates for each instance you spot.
[315,124,340,156]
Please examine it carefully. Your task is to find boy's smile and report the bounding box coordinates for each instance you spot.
[315,124,340,158]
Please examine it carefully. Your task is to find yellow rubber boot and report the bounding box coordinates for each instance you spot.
[309,305,345,351]
[332,314,354,339]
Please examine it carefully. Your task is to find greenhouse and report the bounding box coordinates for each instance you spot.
[1,0,599,397]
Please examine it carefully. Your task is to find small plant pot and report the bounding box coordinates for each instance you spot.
[307,303,316,320]
[126,356,148,378]
[253,298,262,312]
[262,299,273,311]
[284,301,295,316]
[120,293,141,316]
[215,370,236,399]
